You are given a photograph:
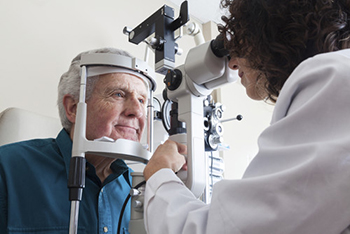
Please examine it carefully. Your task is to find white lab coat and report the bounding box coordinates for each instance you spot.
[144,49,350,234]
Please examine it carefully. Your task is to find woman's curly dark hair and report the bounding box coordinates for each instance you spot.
[220,0,350,102]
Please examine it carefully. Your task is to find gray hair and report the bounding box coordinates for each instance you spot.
[57,47,133,132]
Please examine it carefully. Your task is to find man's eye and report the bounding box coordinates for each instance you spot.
[115,92,123,97]
[139,99,145,104]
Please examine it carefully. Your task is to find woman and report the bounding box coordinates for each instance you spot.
[143,0,350,233]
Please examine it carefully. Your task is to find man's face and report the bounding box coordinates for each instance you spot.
[85,73,148,142]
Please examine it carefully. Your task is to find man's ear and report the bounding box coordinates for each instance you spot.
[63,94,78,124]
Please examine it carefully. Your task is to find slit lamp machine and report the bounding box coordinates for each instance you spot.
[67,1,241,233]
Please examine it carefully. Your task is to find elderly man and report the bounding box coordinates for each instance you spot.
[0,48,152,233]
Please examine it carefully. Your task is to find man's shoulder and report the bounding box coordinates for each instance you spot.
[0,138,56,162]
[0,137,54,150]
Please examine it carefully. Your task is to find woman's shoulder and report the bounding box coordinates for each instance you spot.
[272,49,350,122]
[308,48,350,70]
[281,49,350,97]
[300,49,350,76]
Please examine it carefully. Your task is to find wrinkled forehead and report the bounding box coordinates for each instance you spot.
[87,66,150,93]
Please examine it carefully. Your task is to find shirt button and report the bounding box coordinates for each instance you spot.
[103,226,108,233]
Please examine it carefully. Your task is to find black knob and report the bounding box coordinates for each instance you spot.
[164,69,182,91]
[162,88,168,101]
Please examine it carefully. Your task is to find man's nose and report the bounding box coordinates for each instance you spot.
[124,96,145,118]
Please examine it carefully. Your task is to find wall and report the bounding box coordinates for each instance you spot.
[0,0,273,180]
[0,0,196,117]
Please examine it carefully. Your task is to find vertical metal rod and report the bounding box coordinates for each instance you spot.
[144,46,150,63]
[69,65,87,234]
[79,66,87,103]
[69,201,80,234]
[147,90,154,153]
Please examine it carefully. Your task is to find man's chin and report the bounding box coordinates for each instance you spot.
[121,136,139,142]
[113,134,139,142]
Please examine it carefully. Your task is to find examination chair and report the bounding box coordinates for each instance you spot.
[0,107,62,147]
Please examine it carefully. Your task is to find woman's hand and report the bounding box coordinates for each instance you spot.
[143,139,187,181]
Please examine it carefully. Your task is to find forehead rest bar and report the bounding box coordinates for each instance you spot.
[80,53,157,91]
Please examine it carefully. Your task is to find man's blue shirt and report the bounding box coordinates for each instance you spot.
[0,129,131,233]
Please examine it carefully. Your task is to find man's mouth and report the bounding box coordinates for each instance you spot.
[114,125,139,140]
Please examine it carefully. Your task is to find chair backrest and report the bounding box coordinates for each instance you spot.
[0,107,62,147]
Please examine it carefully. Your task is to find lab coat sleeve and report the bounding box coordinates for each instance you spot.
[144,50,350,234]
[144,169,210,234]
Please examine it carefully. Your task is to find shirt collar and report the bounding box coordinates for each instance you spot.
[55,129,130,182]
[55,129,73,178]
